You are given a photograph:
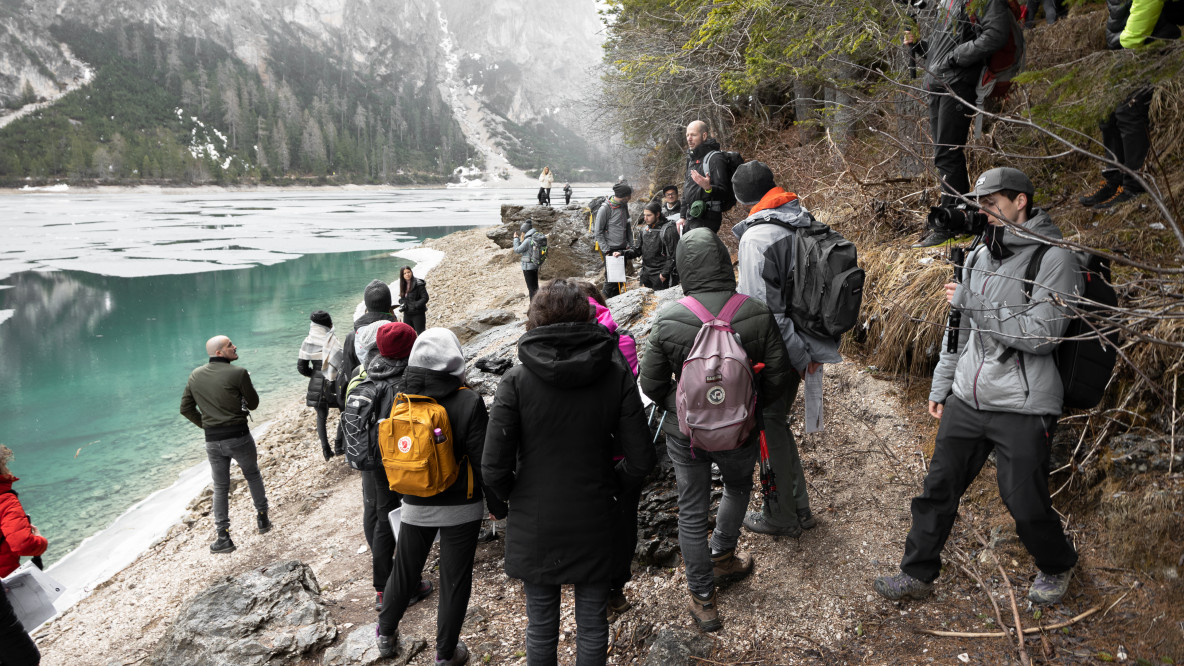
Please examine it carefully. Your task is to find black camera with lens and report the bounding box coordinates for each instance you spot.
[926,204,990,237]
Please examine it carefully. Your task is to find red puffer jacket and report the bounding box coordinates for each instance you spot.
[1,475,48,577]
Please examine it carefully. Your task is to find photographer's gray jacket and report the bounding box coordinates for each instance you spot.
[930,211,1083,416]
[732,199,842,373]
[514,228,541,271]
[917,0,1011,91]
[594,198,635,253]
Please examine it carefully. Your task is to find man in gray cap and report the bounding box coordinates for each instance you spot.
[594,182,636,297]
[875,166,1082,606]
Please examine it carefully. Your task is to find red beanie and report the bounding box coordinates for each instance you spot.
[376,322,417,359]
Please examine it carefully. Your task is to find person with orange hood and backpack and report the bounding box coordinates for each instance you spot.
[1,445,47,665]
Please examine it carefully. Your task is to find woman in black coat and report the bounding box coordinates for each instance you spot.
[398,266,429,334]
[483,279,656,666]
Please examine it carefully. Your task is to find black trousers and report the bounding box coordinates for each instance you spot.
[928,80,977,205]
[609,476,646,591]
[314,403,331,458]
[1100,87,1153,191]
[362,466,403,591]
[403,311,426,334]
[523,269,539,299]
[901,397,1078,583]
[378,519,481,660]
[564,193,571,205]
[0,585,40,666]
[639,269,666,291]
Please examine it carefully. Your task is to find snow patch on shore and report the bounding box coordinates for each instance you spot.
[393,247,446,277]
[0,309,13,326]
[19,183,70,192]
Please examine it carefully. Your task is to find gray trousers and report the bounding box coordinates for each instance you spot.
[524,582,609,666]
[205,433,268,532]
[667,436,758,597]
[759,374,810,529]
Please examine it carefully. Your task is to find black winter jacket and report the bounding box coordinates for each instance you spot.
[914,0,1011,91]
[399,366,507,517]
[637,219,674,277]
[483,322,656,585]
[399,279,429,316]
[681,139,731,232]
[297,359,330,407]
[339,311,397,405]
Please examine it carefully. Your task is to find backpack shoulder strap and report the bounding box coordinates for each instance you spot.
[702,150,719,175]
[717,293,749,324]
[679,296,715,324]
[1023,244,1053,302]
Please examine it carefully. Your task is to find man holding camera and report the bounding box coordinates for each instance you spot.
[907,0,1013,247]
[875,167,1081,605]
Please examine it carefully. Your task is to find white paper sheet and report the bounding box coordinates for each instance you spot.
[2,563,65,630]
[605,255,626,283]
[805,365,824,433]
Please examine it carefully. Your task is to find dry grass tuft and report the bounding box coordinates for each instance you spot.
[1100,480,1184,569]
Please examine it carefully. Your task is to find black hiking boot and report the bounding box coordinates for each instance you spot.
[210,528,236,554]
[797,507,818,530]
[742,511,802,538]
[376,626,398,658]
[257,511,272,534]
[873,571,933,601]
[409,579,433,607]
[1094,186,1139,209]
[1079,180,1120,207]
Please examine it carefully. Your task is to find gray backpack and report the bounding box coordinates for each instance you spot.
[675,294,758,451]
[788,217,864,341]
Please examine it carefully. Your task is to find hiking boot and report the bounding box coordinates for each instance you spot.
[742,511,802,538]
[1094,187,1139,209]
[376,627,398,658]
[711,548,754,589]
[436,641,469,666]
[873,571,933,601]
[409,579,433,607]
[688,589,723,632]
[607,588,631,622]
[374,591,383,612]
[257,511,272,534]
[210,529,236,554]
[477,526,498,543]
[1029,569,1073,605]
[797,507,818,530]
[911,228,956,248]
[1079,179,1120,207]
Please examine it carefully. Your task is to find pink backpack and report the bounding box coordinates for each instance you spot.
[676,294,757,452]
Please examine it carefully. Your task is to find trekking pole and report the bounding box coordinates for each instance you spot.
[759,430,778,502]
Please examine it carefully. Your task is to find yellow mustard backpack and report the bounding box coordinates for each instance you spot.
[378,392,472,498]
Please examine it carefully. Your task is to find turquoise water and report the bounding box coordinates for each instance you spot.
[0,245,455,563]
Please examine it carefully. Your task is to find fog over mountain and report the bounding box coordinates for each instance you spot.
[0,0,612,185]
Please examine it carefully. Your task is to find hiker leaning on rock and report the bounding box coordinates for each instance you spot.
[730,161,839,538]
[180,335,270,554]
[681,121,732,234]
[638,228,789,632]
[874,167,1082,606]
[593,182,636,298]
[1079,0,1183,209]
[907,0,1012,247]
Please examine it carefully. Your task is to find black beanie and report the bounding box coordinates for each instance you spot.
[520,221,533,233]
[310,310,332,327]
[364,279,393,313]
[731,160,777,206]
[613,183,633,198]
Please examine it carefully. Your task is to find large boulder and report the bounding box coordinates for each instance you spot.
[151,560,336,666]
[485,204,605,282]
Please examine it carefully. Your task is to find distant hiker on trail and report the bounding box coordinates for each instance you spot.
[538,166,554,206]
[0,446,45,666]
[731,161,839,538]
[398,266,429,335]
[593,182,636,298]
[907,0,1015,246]
[483,279,656,664]
[1079,0,1182,209]
[180,335,270,554]
[563,182,572,205]
[376,329,507,664]
[637,201,674,291]
[681,121,733,234]
[874,167,1082,606]
[638,228,789,632]
[297,310,343,460]
[514,220,544,299]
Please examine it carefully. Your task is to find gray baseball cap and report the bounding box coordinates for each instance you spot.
[968,167,1034,198]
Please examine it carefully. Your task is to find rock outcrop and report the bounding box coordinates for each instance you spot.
[321,623,424,666]
[151,560,336,666]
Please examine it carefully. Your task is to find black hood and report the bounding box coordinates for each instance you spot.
[366,354,408,382]
[676,228,735,295]
[689,137,722,161]
[353,311,396,331]
[517,322,619,388]
[403,366,462,399]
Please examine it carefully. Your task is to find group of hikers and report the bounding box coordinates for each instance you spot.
[536,166,573,207]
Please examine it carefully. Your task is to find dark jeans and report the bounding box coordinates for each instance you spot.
[928,80,977,205]
[523,269,539,299]
[403,311,426,334]
[1100,87,1153,192]
[379,519,480,660]
[314,403,331,458]
[1025,0,1064,25]
[666,436,759,597]
[0,585,40,666]
[205,433,268,532]
[362,465,403,591]
[524,582,609,666]
[609,476,646,591]
[758,374,809,529]
[901,397,1078,583]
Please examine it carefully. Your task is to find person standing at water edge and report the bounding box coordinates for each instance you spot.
[0,445,47,666]
[398,266,429,335]
[180,336,270,554]
[563,182,572,205]
[538,166,554,206]
[297,310,343,460]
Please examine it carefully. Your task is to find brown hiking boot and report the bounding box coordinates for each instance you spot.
[711,548,754,589]
[688,589,722,632]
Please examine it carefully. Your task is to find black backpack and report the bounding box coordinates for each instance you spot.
[787,216,865,340]
[529,234,549,266]
[340,371,388,471]
[1024,245,1119,410]
[702,150,745,212]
